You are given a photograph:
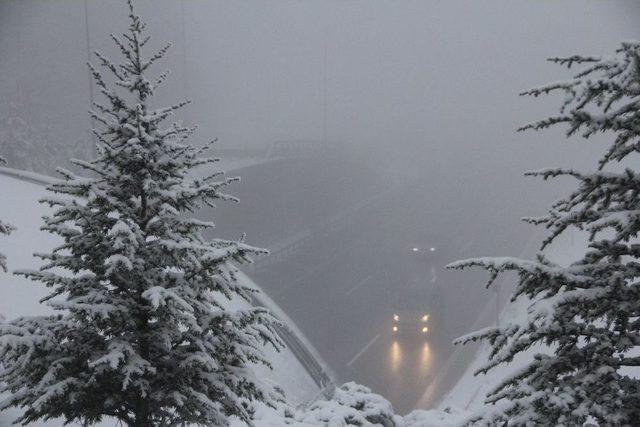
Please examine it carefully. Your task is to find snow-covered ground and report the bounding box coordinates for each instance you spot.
[2,167,595,426]
[0,172,319,426]
[438,228,590,419]
[0,169,514,426]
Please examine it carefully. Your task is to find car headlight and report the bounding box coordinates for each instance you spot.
[393,325,398,332]
[393,314,399,322]
[422,314,429,322]
[422,326,428,333]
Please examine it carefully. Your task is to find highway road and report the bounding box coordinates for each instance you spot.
[203,157,540,414]
[252,182,495,414]
[11,156,524,414]
[1,158,541,414]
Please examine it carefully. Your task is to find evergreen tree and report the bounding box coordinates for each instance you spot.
[0,2,282,425]
[448,42,640,426]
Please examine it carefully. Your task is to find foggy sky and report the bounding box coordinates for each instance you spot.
[2,0,640,252]
[3,2,640,409]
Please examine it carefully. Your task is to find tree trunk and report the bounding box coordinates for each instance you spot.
[133,400,151,427]
[133,318,151,427]
[132,183,152,427]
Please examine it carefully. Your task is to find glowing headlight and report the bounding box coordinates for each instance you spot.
[393,326,398,332]
[393,314,399,322]
[422,326,428,333]
[422,314,429,322]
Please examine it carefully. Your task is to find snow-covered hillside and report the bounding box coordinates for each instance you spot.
[438,229,591,418]
[0,172,319,426]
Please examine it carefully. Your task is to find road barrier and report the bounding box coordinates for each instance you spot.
[248,183,399,273]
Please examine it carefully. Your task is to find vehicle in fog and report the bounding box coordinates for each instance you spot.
[392,309,430,337]
[390,244,444,338]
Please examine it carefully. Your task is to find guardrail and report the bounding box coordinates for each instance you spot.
[265,140,321,160]
[0,166,59,186]
[269,316,333,391]
[205,141,321,162]
[248,183,399,273]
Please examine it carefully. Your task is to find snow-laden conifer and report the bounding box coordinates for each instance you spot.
[0,2,282,425]
[448,42,640,426]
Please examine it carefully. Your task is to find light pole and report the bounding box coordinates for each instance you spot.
[180,0,190,121]
[83,0,97,156]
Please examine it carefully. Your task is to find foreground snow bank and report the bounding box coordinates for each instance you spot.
[300,382,397,426]
[231,382,467,427]
[1,379,465,426]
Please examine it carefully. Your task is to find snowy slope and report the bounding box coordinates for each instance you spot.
[438,229,591,417]
[0,173,319,426]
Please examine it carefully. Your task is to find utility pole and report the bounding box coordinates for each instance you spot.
[83,0,97,156]
[322,35,327,150]
[322,20,328,155]
[180,0,190,121]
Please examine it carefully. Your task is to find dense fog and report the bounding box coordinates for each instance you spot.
[2,0,640,418]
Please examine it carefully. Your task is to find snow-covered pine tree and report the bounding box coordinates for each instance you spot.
[448,42,640,426]
[0,2,282,426]
[0,155,15,273]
